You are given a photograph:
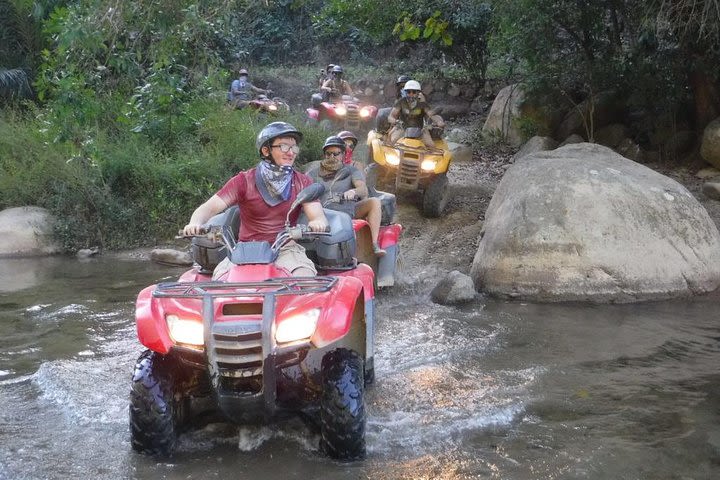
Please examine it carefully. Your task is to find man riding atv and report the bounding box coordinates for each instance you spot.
[320,65,353,102]
[183,121,328,278]
[387,80,444,148]
[306,136,386,257]
[228,68,272,110]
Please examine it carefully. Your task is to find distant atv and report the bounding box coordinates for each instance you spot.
[366,109,452,217]
[231,93,290,114]
[130,185,401,460]
[306,93,378,132]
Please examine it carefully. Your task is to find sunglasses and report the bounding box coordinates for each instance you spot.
[271,144,300,154]
[324,151,343,157]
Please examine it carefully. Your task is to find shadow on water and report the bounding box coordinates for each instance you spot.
[1,256,720,479]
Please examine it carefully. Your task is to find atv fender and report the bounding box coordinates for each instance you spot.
[378,223,401,250]
[310,276,365,348]
[136,285,177,354]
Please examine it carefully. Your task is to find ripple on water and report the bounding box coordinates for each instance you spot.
[366,299,537,456]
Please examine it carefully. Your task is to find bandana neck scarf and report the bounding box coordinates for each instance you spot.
[319,155,342,179]
[255,159,293,206]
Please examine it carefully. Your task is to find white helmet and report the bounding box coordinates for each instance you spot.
[403,80,421,91]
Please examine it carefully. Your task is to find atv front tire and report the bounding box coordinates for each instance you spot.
[422,173,449,218]
[320,348,366,460]
[129,350,180,457]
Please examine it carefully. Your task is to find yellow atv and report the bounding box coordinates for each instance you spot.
[365,113,452,217]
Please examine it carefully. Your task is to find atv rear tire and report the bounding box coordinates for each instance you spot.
[422,173,449,218]
[320,348,366,460]
[129,350,180,457]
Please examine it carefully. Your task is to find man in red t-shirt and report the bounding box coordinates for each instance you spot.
[182,122,328,277]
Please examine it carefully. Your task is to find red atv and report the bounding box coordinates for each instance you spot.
[129,185,401,460]
[246,94,290,114]
[306,93,378,132]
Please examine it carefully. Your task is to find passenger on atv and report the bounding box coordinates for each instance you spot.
[306,136,386,257]
[387,79,445,148]
[182,121,328,278]
[228,68,272,109]
[337,130,360,166]
[320,65,353,102]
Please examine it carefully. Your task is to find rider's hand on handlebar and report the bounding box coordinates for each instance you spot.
[307,218,329,233]
[182,224,204,236]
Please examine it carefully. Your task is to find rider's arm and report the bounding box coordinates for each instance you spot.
[342,81,353,95]
[302,201,329,232]
[183,194,229,236]
[387,107,400,126]
[320,79,332,93]
[348,178,369,200]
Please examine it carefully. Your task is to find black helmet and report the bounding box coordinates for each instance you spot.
[256,122,303,156]
[337,130,358,147]
[239,68,249,76]
[323,135,346,152]
[396,74,410,85]
[331,65,344,75]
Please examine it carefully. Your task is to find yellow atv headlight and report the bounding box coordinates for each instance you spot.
[268,104,278,111]
[386,149,400,166]
[166,314,204,346]
[276,308,320,343]
[421,159,437,171]
[335,105,347,116]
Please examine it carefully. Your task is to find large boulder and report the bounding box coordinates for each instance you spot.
[482,84,526,147]
[0,206,60,257]
[700,117,720,169]
[470,143,720,303]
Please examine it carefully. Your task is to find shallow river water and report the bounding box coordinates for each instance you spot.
[1,255,719,479]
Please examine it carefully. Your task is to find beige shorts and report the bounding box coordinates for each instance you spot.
[212,241,316,279]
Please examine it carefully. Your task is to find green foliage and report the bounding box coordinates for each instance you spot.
[312,0,403,52]
[393,1,493,87]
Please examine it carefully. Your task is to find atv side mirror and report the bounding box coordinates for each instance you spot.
[286,183,326,224]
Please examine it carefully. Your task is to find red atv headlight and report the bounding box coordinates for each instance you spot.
[276,308,320,343]
[335,105,347,116]
[166,314,204,347]
[360,107,371,118]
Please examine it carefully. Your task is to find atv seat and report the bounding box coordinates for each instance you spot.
[191,206,240,274]
[297,209,356,269]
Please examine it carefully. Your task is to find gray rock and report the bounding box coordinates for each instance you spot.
[431,270,477,304]
[616,137,641,161]
[0,206,60,257]
[700,117,720,169]
[559,133,585,146]
[76,247,100,259]
[447,142,473,163]
[513,136,559,162]
[482,83,526,147]
[151,248,193,266]
[471,143,720,303]
[702,182,720,200]
[696,167,720,179]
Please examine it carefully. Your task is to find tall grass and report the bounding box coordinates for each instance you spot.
[0,99,331,252]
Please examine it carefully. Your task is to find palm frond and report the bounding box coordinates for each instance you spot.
[0,67,33,100]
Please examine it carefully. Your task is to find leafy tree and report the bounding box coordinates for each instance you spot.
[654,0,720,129]
[392,1,494,90]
